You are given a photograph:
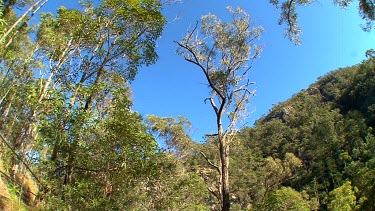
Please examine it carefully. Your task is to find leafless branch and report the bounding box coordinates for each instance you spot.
[286,0,296,34]
[0,169,39,197]
[208,92,219,114]
[208,186,222,204]
[205,133,218,137]
[200,151,221,174]
[0,132,43,187]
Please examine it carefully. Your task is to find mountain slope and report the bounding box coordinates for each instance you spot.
[241,57,375,210]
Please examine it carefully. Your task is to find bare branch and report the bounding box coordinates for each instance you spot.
[208,186,222,205]
[233,80,255,94]
[200,151,221,174]
[205,133,218,137]
[209,92,219,114]
[0,132,44,187]
[0,169,39,197]
[206,44,216,74]
[286,0,296,34]
[175,22,226,101]
[226,89,254,134]
[176,40,226,101]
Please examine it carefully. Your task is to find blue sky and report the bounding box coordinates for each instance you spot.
[130,0,375,142]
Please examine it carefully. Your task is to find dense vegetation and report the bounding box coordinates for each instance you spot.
[0,0,374,210]
[240,56,375,210]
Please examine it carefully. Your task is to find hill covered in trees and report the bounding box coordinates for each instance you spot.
[236,55,375,210]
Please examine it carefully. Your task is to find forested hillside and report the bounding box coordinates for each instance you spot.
[239,56,375,210]
[1,0,374,210]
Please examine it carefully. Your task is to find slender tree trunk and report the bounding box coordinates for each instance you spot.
[220,140,230,211]
[1,0,49,45]
[218,118,230,211]
[64,67,103,186]
[0,91,13,129]
[220,139,230,211]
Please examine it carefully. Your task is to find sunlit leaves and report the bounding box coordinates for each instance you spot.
[146,115,194,155]
[176,6,262,127]
[244,57,375,210]
[179,7,263,92]
[262,153,302,194]
[327,181,357,211]
[270,0,312,44]
[264,187,310,211]
[0,0,166,209]
[0,0,6,43]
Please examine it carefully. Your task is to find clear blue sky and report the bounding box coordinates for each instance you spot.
[42,1,374,142]
[130,0,375,142]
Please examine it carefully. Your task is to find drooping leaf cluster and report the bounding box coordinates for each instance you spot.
[271,0,375,44]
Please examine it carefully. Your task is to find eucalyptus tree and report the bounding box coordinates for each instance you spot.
[33,0,165,198]
[0,0,165,207]
[176,7,263,210]
[0,0,43,190]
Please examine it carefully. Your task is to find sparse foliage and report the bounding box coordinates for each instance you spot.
[176,6,263,210]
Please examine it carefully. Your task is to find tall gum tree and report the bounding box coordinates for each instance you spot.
[33,0,165,190]
[0,0,165,205]
[176,7,263,211]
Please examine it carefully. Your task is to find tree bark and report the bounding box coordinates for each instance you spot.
[218,117,230,211]
[220,139,230,211]
[1,0,49,45]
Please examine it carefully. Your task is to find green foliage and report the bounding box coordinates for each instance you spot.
[327,181,356,211]
[339,58,375,127]
[243,57,375,210]
[264,187,310,211]
[0,0,165,210]
[149,169,209,210]
[274,0,313,44]
[229,136,264,209]
[36,0,165,82]
[146,115,194,154]
[0,0,5,43]
[352,162,375,210]
[36,87,161,210]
